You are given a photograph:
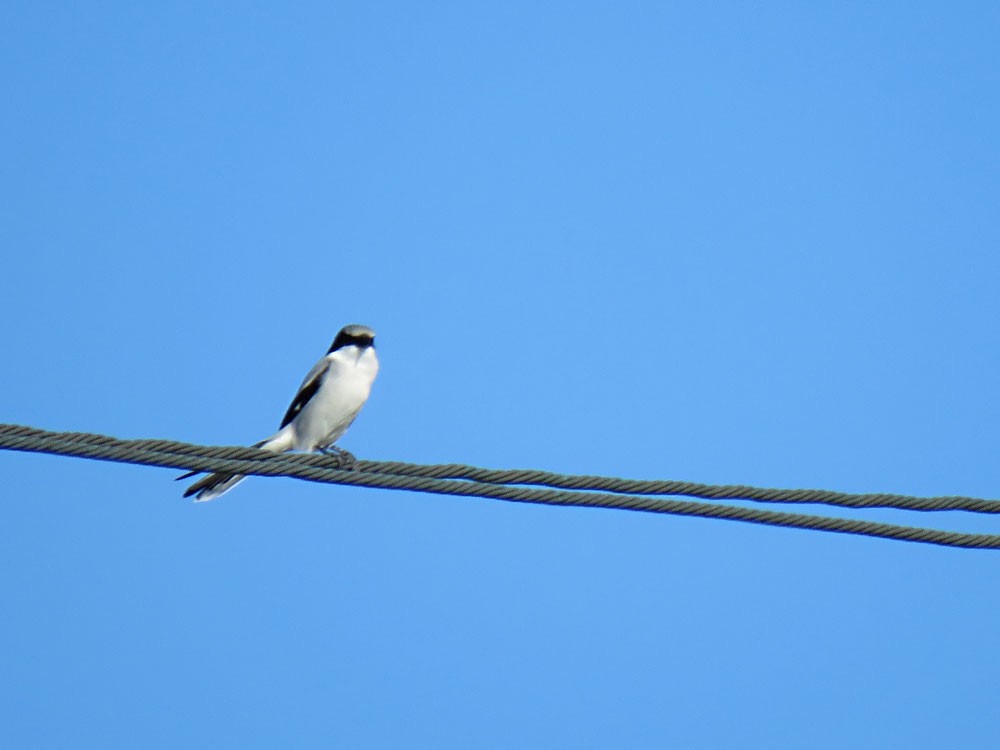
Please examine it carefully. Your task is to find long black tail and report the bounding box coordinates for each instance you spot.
[182,471,247,501]
[177,431,293,501]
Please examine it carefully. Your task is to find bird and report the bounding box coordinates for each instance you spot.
[180,324,379,501]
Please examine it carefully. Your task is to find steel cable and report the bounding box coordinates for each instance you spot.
[1,423,998,550]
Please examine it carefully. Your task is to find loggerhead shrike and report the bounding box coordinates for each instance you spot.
[181,324,379,501]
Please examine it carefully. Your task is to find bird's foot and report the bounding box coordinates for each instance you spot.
[319,445,357,469]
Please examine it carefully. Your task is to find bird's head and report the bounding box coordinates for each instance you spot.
[328,324,376,353]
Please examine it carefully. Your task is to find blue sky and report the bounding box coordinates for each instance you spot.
[2,2,999,747]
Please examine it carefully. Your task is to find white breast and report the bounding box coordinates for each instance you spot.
[292,346,379,451]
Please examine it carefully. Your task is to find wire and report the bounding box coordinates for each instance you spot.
[1,422,998,550]
[2,423,995,513]
[354,461,1000,514]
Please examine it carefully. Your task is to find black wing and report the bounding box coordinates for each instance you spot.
[280,361,329,429]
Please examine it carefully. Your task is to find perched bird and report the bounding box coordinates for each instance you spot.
[181,324,379,501]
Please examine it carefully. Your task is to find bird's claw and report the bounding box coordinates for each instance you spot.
[319,445,357,470]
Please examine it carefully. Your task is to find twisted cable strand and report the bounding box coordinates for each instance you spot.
[4,423,995,513]
[354,461,1000,514]
[1,423,998,550]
